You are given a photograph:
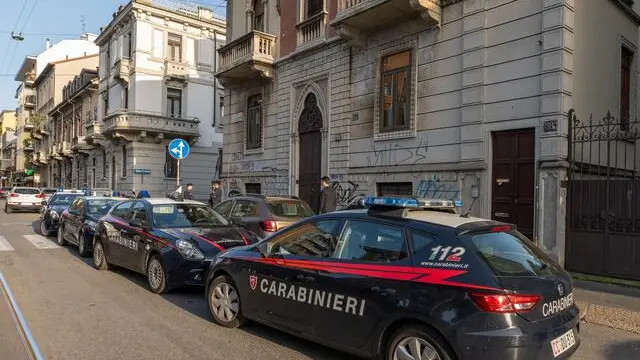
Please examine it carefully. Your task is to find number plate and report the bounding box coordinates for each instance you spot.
[551,329,576,357]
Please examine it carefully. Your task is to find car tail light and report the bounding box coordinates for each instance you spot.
[9,193,19,197]
[490,225,513,233]
[35,194,44,198]
[259,220,278,232]
[470,293,540,313]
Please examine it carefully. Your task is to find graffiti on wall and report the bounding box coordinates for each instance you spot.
[414,175,460,200]
[331,180,361,206]
[365,137,430,180]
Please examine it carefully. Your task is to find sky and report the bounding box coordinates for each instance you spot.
[0,0,226,111]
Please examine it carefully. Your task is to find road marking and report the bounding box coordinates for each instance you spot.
[0,236,14,251]
[23,235,61,249]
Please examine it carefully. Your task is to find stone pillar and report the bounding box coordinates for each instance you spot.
[538,161,569,266]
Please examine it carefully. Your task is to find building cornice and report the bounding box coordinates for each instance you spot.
[611,0,640,25]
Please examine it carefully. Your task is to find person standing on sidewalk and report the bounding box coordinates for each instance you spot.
[184,183,194,200]
[209,181,222,207]
[317,176,337,214]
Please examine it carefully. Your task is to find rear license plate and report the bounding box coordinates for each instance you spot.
[551,329,576,357]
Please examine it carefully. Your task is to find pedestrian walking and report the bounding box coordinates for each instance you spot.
[209,181,222,207]
[317,176,337,214]
[184,183,194,200]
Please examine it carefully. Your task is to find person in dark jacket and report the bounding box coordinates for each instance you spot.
[318,176,337,214]
[184,183,194,200]
[209,181,222,207]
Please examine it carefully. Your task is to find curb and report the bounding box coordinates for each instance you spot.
[577,300,640,335]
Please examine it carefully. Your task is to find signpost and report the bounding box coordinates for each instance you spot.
[168,138,190,187]
[133,169,151,185]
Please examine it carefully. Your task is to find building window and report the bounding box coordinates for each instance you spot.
[124,31,132,58]
[621,46,633,130]
[92,157,96,187]
[306,0,323,19]
[376,182,413,196]
[168,33,182,62]
[122,145,127,177]
[165,147,178,179]
[103,95,109,117]
[245,183,261,194]
[219,96,224,125]
[167,88,182,118]
[253,0,264,32]
[380,50,411,133]
[123,87,128,110]
[246,94,262,150]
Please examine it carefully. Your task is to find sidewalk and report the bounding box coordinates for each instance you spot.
[574,279,640,335]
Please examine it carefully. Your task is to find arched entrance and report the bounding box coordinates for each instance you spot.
[297,93,323,212]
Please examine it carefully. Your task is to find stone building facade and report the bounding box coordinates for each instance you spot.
[93,0,226,200]
[218,0,639,265]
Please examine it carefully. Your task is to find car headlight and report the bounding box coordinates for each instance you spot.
[50,210,59,219]
[176,239,204,260]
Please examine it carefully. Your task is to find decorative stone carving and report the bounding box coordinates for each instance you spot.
[409,0,443,27]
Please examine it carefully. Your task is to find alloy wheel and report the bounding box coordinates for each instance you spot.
[148,258,164,290]
[94,243,104,266]
[210,282,239,322]
[393,337,441,360]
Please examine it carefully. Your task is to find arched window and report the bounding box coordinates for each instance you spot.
[122,145,127,177]
[252,0,264,32]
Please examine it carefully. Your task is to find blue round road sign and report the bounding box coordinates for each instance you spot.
[168,138,190,160]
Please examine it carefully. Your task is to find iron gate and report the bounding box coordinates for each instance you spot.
[566,109,640,280]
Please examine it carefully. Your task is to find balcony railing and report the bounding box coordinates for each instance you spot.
[24,117,35,129]
[332,0,444,41]
[22,139,34,152]
[217,31,277,85]
[164,59,189,79]
[297,12,328,47]
[103,111,200,140]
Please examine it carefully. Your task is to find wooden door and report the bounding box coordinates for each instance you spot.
[297,93,323,212]
[491,129,535,240]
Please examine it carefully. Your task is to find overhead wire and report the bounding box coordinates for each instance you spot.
[1,0,39,76]
[0,0,29,75]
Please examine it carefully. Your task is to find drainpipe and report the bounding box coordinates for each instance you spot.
[54,109,64,186]
[213,29,218,129]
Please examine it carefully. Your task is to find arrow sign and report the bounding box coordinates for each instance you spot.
[168,138,190,160]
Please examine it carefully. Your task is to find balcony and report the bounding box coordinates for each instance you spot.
[331,0,446,46]
[37,150,48,164]
[217,31,277,87]
[59,141,72,157]
[297,12,328,48]
[22,139,34,152]
[34,121,50,137]
[163,59,189,81]
[71,136,93,155]
[102,111,200,142]
[24,95,36,109]
[24,117,35,130]
[114,57,131,84]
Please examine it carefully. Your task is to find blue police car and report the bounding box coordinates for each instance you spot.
[57,196,128,256]
[205,196,580,360]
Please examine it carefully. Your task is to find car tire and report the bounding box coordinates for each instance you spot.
[56,224,67,246]
[93,239,109,271]
[385,325,454,360]
[39,220,50,237]
[5,205,11,214]
[208,275,246,328]
[147,255,169,294]
[77,231,89,257]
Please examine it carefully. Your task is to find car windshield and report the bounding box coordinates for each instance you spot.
[49,194,81,206]
[462,230,555,277]
[14,188,40,195]
[266,200,314,218]
[151,204,230,228]
[87,199,120,216]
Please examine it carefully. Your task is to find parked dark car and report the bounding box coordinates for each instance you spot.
[92,198,260,294]
[205,196,580,360]
[57,196,127,256]
[40,191,84,236]
[213,194,315,239]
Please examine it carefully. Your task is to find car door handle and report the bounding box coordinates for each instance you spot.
[370,286,396,295]
[295,274,315,283]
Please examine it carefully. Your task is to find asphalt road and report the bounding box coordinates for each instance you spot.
[0,208,638,360]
